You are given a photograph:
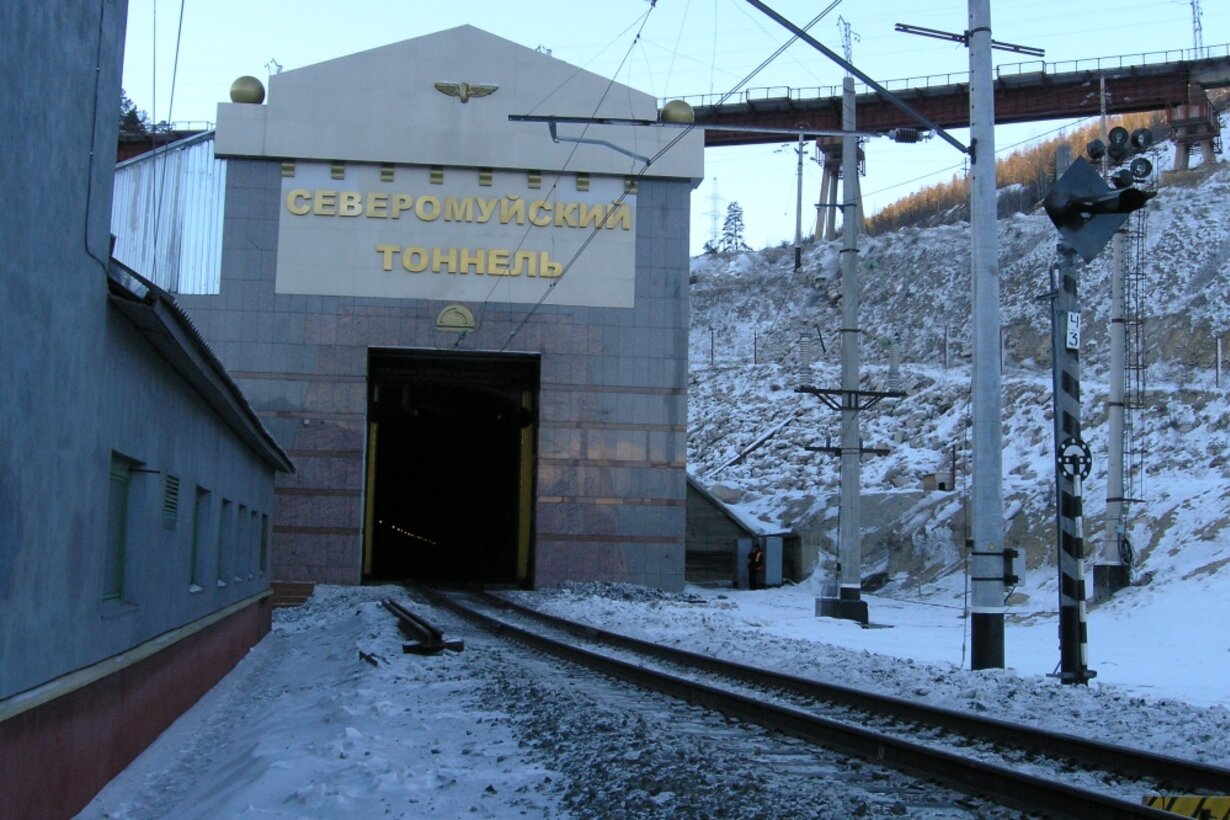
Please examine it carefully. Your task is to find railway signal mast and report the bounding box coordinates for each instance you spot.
[1042,134,1155,683]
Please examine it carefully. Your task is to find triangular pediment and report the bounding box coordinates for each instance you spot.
[215,25,702,179]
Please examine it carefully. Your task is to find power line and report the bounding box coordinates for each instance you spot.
[498,1,844,351]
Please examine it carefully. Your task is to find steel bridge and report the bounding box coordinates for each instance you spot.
[680,45,1230,150]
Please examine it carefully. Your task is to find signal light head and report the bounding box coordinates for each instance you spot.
[1129,156,1153,180]
[1110,168,1134,189]
[1130,128,1153,151]
[1086,139,1106,160]
[1108,126,1130,146]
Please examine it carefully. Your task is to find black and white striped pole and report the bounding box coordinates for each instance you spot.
[1043,151,1154,684]
[1050,245,1096,684]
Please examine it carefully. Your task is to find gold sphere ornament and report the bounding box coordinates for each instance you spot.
[659,99,695,124]
[229,76,266,105]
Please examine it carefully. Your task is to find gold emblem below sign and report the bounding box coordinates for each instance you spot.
[436,304,475,333]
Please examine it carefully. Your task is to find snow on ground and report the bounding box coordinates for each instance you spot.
[82,585,564,819]
[84,573,1229,818]
[83,139,1230,817]
[506,575,1230,763]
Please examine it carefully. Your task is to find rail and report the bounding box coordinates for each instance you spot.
[380,597,464,654]
[422,588,1188,819]
[477,591,1230,794]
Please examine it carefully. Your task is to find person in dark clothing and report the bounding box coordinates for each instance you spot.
[747,544,765,590]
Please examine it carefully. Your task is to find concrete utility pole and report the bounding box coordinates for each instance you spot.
[835,75,865,622]
[967,0,1005,670]
[1096,228,1131,599]
[794,132,804,272]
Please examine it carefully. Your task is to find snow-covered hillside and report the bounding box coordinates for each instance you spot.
[687,154,1230,611]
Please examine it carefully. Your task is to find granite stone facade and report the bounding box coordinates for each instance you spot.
[181,161,693,590]
[178,27,702,591]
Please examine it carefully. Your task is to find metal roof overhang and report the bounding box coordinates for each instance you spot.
[106,262,294,474]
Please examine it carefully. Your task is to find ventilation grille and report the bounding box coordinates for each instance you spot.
[163,474,180,526]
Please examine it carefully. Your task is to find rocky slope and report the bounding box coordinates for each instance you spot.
[687,154,1230,598]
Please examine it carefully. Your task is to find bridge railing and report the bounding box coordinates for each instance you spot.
[671,43,1230,110]
[999,43,1230,80]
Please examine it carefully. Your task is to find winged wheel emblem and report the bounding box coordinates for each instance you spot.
[434,82,499,103]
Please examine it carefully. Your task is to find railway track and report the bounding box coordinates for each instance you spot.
[406,586,1227,819]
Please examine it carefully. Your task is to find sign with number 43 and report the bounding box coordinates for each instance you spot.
[1066,311,1081,350]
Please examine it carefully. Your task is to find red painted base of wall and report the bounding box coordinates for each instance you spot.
[0,598,271,819]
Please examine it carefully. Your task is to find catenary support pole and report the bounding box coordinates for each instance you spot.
[835,74,867,623]
[794,132,804,272]
[968,0,1005,670]
[1051,242,1096,685]
[1096,227,1131,599]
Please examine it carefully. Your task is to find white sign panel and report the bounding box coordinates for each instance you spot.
[1065,311,1081,350]
[275,162,636,308]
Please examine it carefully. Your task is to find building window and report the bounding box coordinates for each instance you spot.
[104,455,131,601]
[217,499,231,586]
[249,509,259,578]
[236,504,247,581]
[190,487,209,590]
[259,513,269,574]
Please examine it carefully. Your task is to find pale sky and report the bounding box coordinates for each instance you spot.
[121,0,1229,254]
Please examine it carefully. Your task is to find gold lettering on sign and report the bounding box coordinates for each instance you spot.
[365,193,389,218]
[338,191,363,217]
[313,190,337,216]
[286,189,311,215]
[371,245,567,278]
[391,194,413,219]
[403,247,428,272]
[286,187,633,233]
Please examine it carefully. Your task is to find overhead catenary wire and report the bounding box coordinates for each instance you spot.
[498,1,843,352]
[862,115,1098,204]
[461,3,661,348]
[151,0,187,288]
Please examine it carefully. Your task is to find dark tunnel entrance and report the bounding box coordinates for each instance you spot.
[364,349,538,585]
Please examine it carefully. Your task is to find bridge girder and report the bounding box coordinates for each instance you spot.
[695,57,1228,147]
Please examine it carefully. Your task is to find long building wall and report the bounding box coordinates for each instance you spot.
[1,4,290,814]
[181,159,691,589]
